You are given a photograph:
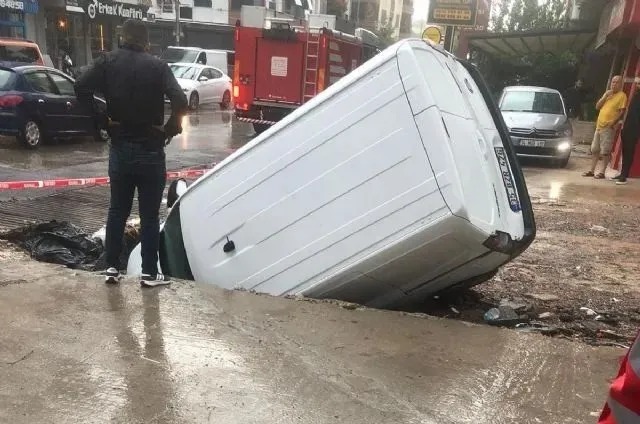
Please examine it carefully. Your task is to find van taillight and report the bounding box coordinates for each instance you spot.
[233,85,239,98]
[234,59,240,83]
[0,95,23,108]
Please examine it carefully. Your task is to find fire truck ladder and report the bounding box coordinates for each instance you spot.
[303,31,321,102]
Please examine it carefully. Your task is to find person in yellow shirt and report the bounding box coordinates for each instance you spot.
[583,75,627,179]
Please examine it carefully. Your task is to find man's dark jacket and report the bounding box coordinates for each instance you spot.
[74,45,187,136]
[622,92,640,142]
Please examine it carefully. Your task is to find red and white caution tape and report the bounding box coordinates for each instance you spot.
[237,116,277,125]
[0,168,210,191]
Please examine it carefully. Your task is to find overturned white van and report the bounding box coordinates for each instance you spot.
[128,39,536,309]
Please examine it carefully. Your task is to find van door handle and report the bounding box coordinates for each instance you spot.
[38,99,45,104]
[66,101,73,109]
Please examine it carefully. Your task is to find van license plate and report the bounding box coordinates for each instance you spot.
[494,147,521,212]
[519,139,545,147]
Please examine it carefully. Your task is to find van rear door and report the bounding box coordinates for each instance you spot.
[254,38,304,104]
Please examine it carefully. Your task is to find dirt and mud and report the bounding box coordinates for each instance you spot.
[421,155,640,347]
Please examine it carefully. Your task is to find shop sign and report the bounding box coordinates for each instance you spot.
[0,0,38,13]
[80,0,148,20]
[428,0,478,27]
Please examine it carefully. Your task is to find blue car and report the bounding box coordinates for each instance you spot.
[0,65,109,149]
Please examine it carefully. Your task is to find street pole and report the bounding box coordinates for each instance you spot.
[175,0,181,46]
[356,0,360,26]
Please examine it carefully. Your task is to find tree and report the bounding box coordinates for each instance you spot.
[478,0,577,96]
[490,0,566,32]
[374,18,397,47]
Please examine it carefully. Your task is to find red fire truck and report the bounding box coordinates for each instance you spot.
[233,20,380,134]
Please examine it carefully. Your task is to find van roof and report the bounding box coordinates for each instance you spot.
[166,46,234,53]
[503,86,561,94]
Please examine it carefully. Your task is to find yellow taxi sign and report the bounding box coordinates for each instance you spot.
[422,26,442,44]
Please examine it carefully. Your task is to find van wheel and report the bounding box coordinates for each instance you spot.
[253,123,270,135]
[19,119,44,149]
[220,91,231,110]
[556,157,570,168]
[189,92,199,110]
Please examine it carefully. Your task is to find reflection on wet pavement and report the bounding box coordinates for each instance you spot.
[0,108,254,201]
[0,255,620,424]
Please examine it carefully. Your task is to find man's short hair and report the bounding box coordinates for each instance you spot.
[122,19,149,47]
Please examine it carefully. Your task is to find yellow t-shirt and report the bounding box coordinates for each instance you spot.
[597,91,627,129]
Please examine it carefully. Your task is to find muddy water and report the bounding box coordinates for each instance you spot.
[0,252,618,424]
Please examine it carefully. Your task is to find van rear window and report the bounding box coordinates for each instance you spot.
[0,45,40,64]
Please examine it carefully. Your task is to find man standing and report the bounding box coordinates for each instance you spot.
[613,82,640,185]
[75,20,188,287]
[583,75,627,179]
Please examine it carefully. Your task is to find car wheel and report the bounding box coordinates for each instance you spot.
[220,90,231,110]
[189,92,199,111]
[19,120,43,149]
[94,128,110,143]
[253,123,270,135]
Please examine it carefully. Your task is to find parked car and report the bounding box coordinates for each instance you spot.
[0,38,44,67]
[0,65,109,149]
[169,62,232,111]
[499,86,573,167]
[161,47,234,77]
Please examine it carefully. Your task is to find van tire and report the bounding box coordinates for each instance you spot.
[189,92,199,111]
[220,91,231,109]
[253,123,270,135]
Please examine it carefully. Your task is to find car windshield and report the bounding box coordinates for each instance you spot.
[170,65,198,80]
[501,90,565,115]
[0,69,15,90]
[0,45,40,64]
[162,48,199,63]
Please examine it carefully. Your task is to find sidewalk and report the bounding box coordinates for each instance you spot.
[0,243,620,424]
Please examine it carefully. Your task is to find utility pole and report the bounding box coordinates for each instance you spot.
[175,0,181,46]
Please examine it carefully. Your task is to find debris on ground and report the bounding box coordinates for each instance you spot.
[411,168,640,347]
[0,220,140,271]
[483,306,526,327]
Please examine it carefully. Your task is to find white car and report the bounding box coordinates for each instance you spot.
[168,62,232,110]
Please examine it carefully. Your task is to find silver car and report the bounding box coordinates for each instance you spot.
[499,86,573,167]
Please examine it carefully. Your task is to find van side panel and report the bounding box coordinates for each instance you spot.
[179,55,449,296]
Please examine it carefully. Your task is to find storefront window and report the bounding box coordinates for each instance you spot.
[45,12,90,69]
[0,9,25,38]
[89,21,113,60]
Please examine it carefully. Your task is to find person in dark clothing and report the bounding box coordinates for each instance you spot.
[613,86,640,185]
[564,80,588,120]
[75,19,188,286]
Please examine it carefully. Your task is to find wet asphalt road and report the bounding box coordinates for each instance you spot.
[0,254,619,424]
[0,107,254,201]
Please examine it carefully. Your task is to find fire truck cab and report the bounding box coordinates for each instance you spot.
[233,11,380,134]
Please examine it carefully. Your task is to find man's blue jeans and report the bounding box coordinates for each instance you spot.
[105,139,166,275]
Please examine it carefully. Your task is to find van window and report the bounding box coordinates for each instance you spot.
[196,52,207,65]
[161,47,199,63]
[501,91,565,115]
[0,44,40,64]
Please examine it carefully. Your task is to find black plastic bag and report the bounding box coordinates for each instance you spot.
[1,221,103,270]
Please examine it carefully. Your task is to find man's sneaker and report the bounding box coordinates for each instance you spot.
[140,273,171,287]
[611,174,622,180]
[616,177,628,185]
[105,267,120,284]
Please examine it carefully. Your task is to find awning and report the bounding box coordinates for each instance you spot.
[467,29,596,58]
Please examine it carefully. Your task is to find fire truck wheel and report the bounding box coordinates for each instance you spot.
[189,92,199,111]
[253,123,270,135]
[220,91,231,110]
